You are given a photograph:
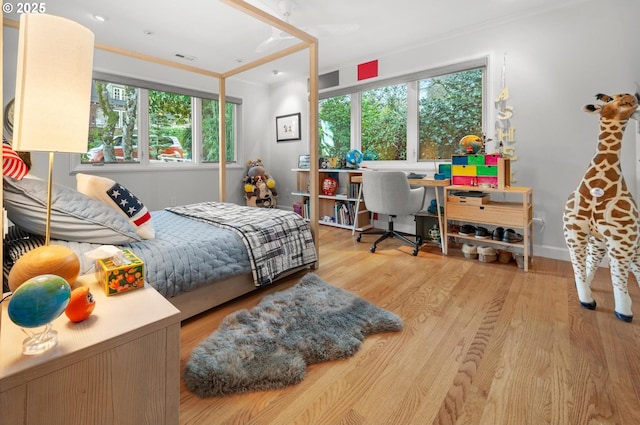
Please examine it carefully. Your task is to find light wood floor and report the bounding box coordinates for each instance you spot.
[179,227,640,425]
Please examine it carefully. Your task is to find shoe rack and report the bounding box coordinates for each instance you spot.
[442,185,533,271]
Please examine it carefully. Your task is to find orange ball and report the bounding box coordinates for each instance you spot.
[65,286,96,323]
[8,245,80,292]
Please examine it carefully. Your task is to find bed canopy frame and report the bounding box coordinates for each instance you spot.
[1,0,321,263]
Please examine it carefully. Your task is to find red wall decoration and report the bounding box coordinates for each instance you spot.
[357,59,378,81]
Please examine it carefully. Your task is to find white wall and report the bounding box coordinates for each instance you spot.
[2,25,271,209]
[272,0,640,261]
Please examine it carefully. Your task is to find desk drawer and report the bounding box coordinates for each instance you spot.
[447,202,527,227]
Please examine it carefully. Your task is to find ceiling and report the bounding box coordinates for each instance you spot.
[4,0,582,85]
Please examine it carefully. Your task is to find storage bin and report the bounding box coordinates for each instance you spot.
[452,176,473,186]
[467,155,485,165]
[477,165,498,176]
[484,154,501,165]
[452,165,477,176]
[438,163,452,178]
[452,155,468,165]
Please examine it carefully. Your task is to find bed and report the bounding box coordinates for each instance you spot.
[3,175,318,320]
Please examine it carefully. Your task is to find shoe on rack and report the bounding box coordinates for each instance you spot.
[475,227,490,239]
[492,227,504,241]
[502,228,523,243]
[459,224,476,236]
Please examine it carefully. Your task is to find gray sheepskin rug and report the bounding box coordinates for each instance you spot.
[183,273,403,397]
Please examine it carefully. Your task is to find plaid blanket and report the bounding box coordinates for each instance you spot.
[166,202,317,286]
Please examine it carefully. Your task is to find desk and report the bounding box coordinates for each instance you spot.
[351,175,450,252]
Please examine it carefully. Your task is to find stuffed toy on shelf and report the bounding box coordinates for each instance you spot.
[243,158,277,208]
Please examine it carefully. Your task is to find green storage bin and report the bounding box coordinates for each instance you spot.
[467,155,485,165]
[477,165,498,176]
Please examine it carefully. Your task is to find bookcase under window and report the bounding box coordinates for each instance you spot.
[291,169,372,231]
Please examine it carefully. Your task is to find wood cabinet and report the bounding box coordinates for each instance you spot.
[0,275,181,425]
[292,169,372,231]
[443,185,533,271]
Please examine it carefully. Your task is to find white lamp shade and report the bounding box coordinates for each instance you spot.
[13,13,95,154]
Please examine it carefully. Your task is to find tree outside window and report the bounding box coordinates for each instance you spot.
[362,84,407,160]
[86,81,139,163]
[316,60,485,163]
[202,99,235,162]
[318,95,350,158]
[83,76,238,166]
[418,68,483,160]
[148,90,192,162]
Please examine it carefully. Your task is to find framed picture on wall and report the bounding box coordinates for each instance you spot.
[276,112,301,142]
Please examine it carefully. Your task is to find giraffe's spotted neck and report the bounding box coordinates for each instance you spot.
[579,117,630,199]
[591,117,628,164]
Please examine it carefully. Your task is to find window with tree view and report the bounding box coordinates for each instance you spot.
[319,95,350,158]
[86,81,140,164]
[202,99,235,162]
[362,84,407,160]
[82,76,238,166]
[149,90,191,163]
[317,59,485,163]
[418,68,483,160]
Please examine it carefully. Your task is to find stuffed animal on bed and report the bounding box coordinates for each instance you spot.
[243,158,277,208]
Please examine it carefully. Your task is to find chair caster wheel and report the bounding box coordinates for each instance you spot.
[356,235,362,242]
[412,248,419,256]
[370,246,376,253]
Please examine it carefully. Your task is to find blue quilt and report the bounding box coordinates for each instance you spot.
[51,210,252,298]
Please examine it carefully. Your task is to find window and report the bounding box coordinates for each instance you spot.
[149,90,191,162]
[202,99,235,162]
[111,85,125,101]
[86,81,140,164]
[418,68,483,160]
[361,84,407,160]
[318,57,487,164]
[318,95,350,158]
[80,72,241,168]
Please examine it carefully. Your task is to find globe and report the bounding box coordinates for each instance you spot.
[8,274,71,328]
[346,149,363,167]
[459,135,483,154]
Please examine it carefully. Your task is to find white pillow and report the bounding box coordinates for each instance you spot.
[76,173,155,239]
[3,176,141,244]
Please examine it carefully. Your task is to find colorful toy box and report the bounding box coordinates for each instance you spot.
[96,249,145,296]
[451,154,510,188]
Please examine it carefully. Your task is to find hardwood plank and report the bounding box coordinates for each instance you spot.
[179,227,640,425]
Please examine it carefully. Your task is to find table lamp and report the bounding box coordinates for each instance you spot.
[8,13,94,354]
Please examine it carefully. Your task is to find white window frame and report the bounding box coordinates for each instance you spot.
[319,56,489,172]
[71,72,243,173]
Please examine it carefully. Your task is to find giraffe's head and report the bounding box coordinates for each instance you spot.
[583,92,640,121]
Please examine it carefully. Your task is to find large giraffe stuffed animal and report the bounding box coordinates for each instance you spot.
[563,91,640,322]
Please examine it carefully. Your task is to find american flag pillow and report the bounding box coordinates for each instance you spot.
[76,173,155,239]
[3,137,28,180]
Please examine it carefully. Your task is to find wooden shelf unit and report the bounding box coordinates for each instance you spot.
[292,169,372,232]
[443,185,533,271]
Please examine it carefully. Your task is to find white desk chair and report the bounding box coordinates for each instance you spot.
[356,170,426,256]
